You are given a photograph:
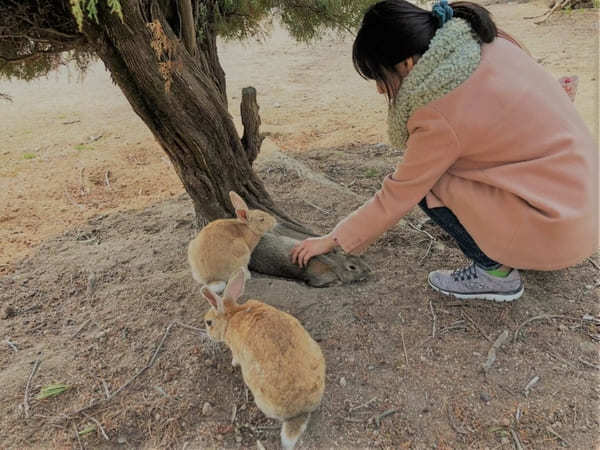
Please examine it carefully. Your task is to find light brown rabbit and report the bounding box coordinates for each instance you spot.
[201,270,326,449]
[188,191,276,294]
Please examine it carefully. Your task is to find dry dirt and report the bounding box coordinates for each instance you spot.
[1,2,599,449]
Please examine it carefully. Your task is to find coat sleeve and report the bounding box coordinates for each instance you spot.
[331,106,462,254]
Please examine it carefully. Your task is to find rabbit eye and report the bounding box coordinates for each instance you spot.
[206,320,212,327]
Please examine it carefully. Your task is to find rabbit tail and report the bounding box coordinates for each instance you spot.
[206,281,226,295]
[281,412,310,450]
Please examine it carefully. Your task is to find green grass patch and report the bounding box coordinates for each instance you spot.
[75,144,93,151]
[78,425,97,436]
[22,153,36,160]
[36,383,70,400]
[364,168,379,178]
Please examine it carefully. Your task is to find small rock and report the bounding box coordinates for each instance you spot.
[585,284,593,290]
[202,402,212,416]
[501,417,511,427]
[2,305,16,319]
[216,434,224,441]
[117,436,127,444]
[204,358,214,366]
[368,365,375,370]
[339,377,347,387]
[480,392,491,403]
[235,435,242,443]
[558,324,568,331]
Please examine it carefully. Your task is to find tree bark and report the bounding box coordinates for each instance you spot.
[84,1,369,286]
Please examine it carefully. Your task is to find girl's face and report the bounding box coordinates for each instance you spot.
[375,57,416,97]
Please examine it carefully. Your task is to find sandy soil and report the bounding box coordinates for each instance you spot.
[1,2,599,449]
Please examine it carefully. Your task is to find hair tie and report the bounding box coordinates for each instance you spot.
[432,0,454,27]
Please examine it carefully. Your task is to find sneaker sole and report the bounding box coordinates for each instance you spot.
[428,279,524,302]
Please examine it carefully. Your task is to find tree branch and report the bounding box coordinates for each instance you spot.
[240,86,264,166]
[178,0,197,55]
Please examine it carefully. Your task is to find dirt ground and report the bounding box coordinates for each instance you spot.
[1,1,599,449]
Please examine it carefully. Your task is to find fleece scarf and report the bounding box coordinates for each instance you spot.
[387,18,481,150]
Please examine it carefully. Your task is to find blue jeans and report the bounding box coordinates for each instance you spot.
[418,198,499,270]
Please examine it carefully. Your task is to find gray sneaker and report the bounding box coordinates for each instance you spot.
[428,263,524,302]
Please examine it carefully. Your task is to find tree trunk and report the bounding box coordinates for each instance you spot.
[85,1,369,286]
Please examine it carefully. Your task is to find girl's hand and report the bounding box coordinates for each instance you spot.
[290,234,337,268]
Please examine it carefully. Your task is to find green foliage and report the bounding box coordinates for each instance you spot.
[211,0,377,42]
[364,167,378,177]
[0,50,94,82]
[71,0,123,29]
[22,153,36,160]
[75,144,93,151]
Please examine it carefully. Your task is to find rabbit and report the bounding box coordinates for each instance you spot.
[188,191,277,294]
[201,270,326,449]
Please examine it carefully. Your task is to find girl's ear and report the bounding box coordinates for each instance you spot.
[201,286,225,313]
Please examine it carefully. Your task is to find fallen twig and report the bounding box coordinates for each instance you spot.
[349,396,377,413]
[24,359,42,418]
[304,200,330,215]
[513,315,580,343]
[343,417,365,423]
[80,167,88,195]
[418,239,434,265]
[73,423,84,450]
[62,120,81,125]
[547,351,578,369]
[83,413,109,440]
[104,170,111,189]
[400,324,410,368]
[101,379,110,399]
[461,311,492,343]
[578,357,600,370]
[524,375,540,397]
[256,425,280,430]
[510,429,524,450]
[372,408,398,428]
[231,405,237,424]
[587,257,600,271]
[482,330,509,372]
[6,339,18,352]
[406,220,435,241]
[547,425,570,446]
[429,299,437,339]
[64,187,85,210]
[534,0,572,24]
[72,319,91,338]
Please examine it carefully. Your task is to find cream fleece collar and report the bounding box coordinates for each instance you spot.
[387,18,481,150]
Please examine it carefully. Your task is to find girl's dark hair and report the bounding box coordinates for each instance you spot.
[353,0,497,99]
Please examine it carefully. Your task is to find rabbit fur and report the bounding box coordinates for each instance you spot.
[201,270,325,449]
[188,191,276,294]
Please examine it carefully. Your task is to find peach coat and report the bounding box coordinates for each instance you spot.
[332,36,598,270]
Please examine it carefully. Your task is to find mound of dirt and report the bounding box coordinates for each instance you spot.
[2,144,599,449]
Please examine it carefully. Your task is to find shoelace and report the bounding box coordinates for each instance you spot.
[452,263,479,282]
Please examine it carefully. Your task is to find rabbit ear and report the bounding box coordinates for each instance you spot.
[201,286,224,313]
[229,191,249,222]
[223,269,246,302]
